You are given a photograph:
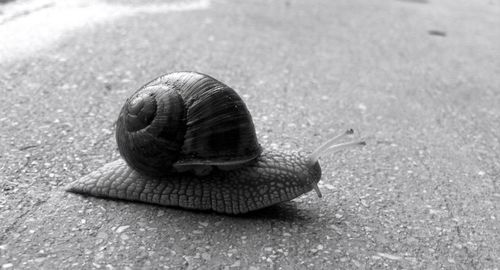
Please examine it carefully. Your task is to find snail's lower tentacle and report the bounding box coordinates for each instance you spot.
[66,151,321,215]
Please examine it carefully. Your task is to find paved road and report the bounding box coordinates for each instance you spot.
[1,0,499,269]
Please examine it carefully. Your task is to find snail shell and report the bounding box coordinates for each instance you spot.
[67,71,365,214]
[116,72,262,176]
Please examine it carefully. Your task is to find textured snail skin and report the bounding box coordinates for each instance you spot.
[67,150,321,214]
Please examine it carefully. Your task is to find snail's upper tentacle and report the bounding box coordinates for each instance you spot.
[307,129,365,166]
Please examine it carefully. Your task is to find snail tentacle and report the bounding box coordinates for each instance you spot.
[306,129,365,198]
[320,140,366,156]
[307,129,365,166]
[307,129,354,165]
[312,184,323,198]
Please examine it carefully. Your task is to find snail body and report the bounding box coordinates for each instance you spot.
[67,150,320,214]
[67,71,364,214]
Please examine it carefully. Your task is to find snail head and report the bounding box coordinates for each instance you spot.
[307,129,366,198]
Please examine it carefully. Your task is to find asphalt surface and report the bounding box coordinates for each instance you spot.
[1,0,499,269]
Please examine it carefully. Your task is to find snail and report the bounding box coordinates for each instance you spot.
[66,71,365,214]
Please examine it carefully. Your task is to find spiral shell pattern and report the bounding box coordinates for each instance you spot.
[116,72,262,176]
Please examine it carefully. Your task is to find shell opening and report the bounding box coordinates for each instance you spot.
[307,129,365,166]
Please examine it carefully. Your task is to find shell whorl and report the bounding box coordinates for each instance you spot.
[116,84,186,176]
[116,71,262,177]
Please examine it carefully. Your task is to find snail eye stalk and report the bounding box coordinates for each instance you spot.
[307,129,365,198]
[307,129,365,166]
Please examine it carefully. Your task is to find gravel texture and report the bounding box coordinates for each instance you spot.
[0,0,499,269]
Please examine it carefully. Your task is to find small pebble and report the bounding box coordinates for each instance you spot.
[358,103,367,111]
[201,253,211,260]
[377,252,402,260]
[323,184,335,190]
[116,226,129,233]
[199,222,209,227]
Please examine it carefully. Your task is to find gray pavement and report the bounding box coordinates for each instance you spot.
[1,0,499,269]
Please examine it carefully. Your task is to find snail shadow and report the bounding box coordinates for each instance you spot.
[70,191,317,223]
[159,201,317,222]
[234,202,318,222]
